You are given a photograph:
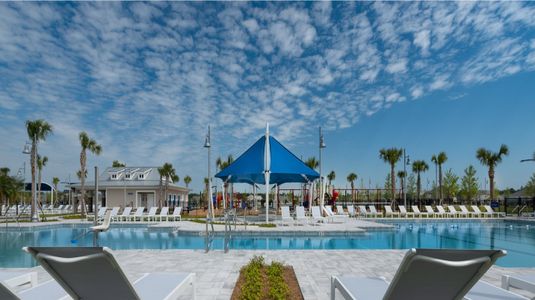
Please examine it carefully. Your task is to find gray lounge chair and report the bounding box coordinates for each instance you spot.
[502,274,535,295]
[331,248,506,300]
[24,247,196,299]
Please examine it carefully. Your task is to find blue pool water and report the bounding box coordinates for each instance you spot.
[1,220,534,268]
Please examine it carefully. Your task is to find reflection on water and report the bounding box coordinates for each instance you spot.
[1,222,534,268]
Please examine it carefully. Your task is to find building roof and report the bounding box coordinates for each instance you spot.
[69,167,188,192]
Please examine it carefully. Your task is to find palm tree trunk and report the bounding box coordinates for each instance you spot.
[416,172,421,204]
[31,143,36,218]
[489,167,495,200]
[439,164,443,204]
[390,165,396,208]
[164,181,169,208]
[80,150,86,217]
[159,176,163,208]
[38,168,42,207]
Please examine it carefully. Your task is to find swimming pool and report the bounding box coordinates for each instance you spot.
[1,220,534,268]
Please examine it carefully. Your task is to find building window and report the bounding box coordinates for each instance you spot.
[125,174,130,179]
[111,174,117,179]
[138,174,144,179]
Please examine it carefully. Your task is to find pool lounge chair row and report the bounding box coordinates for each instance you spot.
[333,204,504,218]
[88,206,183,222]
[0,247,195,300]
[281,205,351,225]
[331,248,533,300]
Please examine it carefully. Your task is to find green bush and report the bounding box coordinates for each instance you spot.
[240,256,264,300]
[258,223,276,228]
[61,215,85,219]
[267,262,289,300]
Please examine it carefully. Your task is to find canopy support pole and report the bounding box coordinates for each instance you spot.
[264,123,271,223]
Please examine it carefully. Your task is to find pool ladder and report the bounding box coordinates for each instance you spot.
[223,209,236,253]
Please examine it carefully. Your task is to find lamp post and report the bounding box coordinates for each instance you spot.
[22,140,38,222]
[204,126,214,220]
[403,149,410,208]
[319,127,326,207]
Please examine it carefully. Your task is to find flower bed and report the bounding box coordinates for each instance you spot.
[231,256,304,300]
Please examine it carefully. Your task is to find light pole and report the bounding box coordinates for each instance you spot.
[319,127,326,207]
[402,149,410,208]
[204,126,214,220]
[22,140,38,222]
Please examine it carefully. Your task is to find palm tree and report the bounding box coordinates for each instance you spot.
[412,160,429,204]
[379,148,403,207]
[158,163,177,207]
[397,171,406,201]
[26,119,53,219]
[476,144,509,200]
[112,160,125,167]
[327,171,336,187]
[0,169,23,214]
[184,175,192,188]
[431,152,448,204]
[183,175,192,209]
[52,177,60,205]
[347,173,357,201]
[37,155,48,206]
[78,132,102,216]
[305,157,319,170]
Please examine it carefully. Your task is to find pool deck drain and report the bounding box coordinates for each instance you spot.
[5,249,535,300]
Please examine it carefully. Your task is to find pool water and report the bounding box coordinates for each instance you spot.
[1,221,534,268]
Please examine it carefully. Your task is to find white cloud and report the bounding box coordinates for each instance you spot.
[386,59,408,74]
[1,2,535,191]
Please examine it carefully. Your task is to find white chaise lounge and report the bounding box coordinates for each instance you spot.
[384,206,399,218]
[412,206,428,218]
[24,247,196,300]
[331,248,507,300]
[398,206,414,218]
[502,274,535,295]
[280,206,294,225]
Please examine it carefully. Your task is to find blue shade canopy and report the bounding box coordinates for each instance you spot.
[215,135,319,185]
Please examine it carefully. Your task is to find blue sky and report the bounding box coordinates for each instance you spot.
[0,2,534,192]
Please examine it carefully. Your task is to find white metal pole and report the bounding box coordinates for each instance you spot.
[265,123,270,223]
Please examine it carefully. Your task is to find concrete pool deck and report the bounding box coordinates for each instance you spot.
[5,249,535,299]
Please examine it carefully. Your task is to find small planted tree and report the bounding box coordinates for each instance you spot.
[460,165,479,204]
[442,169,459,202]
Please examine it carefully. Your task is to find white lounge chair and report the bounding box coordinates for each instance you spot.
[425,205,440,218]
[145,207,158,222]
[411,206,428,218]
[368,205,383,218]
[324,206,348,223]
[158,207,169,222]
[398,206,414,218]
[484,205,503,218]
[1,278,68,300]
[346,205,357,217]
[108,207,120,221]
[118,207,132,222]
[437,206,449,218]
[447,205,460,218]
[502,274,535,295]
[295,206,308,224]
[24,247,196,300]
[472,206,488,218]
[336,205,349,216]
[132,207,145,222]
[466,281,529,299]
[87,207,107,221]
[384,206,400,218]
[312,206,326,223]
[331,248,506,300]
[0,271,37,288]
[281,206,294,225]
[171,207,182,221]
[459,205,472,218]
[91,210,112,233]
[358,205,371,218]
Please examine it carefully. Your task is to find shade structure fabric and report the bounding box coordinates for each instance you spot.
[215,135,319,184]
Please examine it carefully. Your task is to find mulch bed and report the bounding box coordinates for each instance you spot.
[231,265,304,300]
